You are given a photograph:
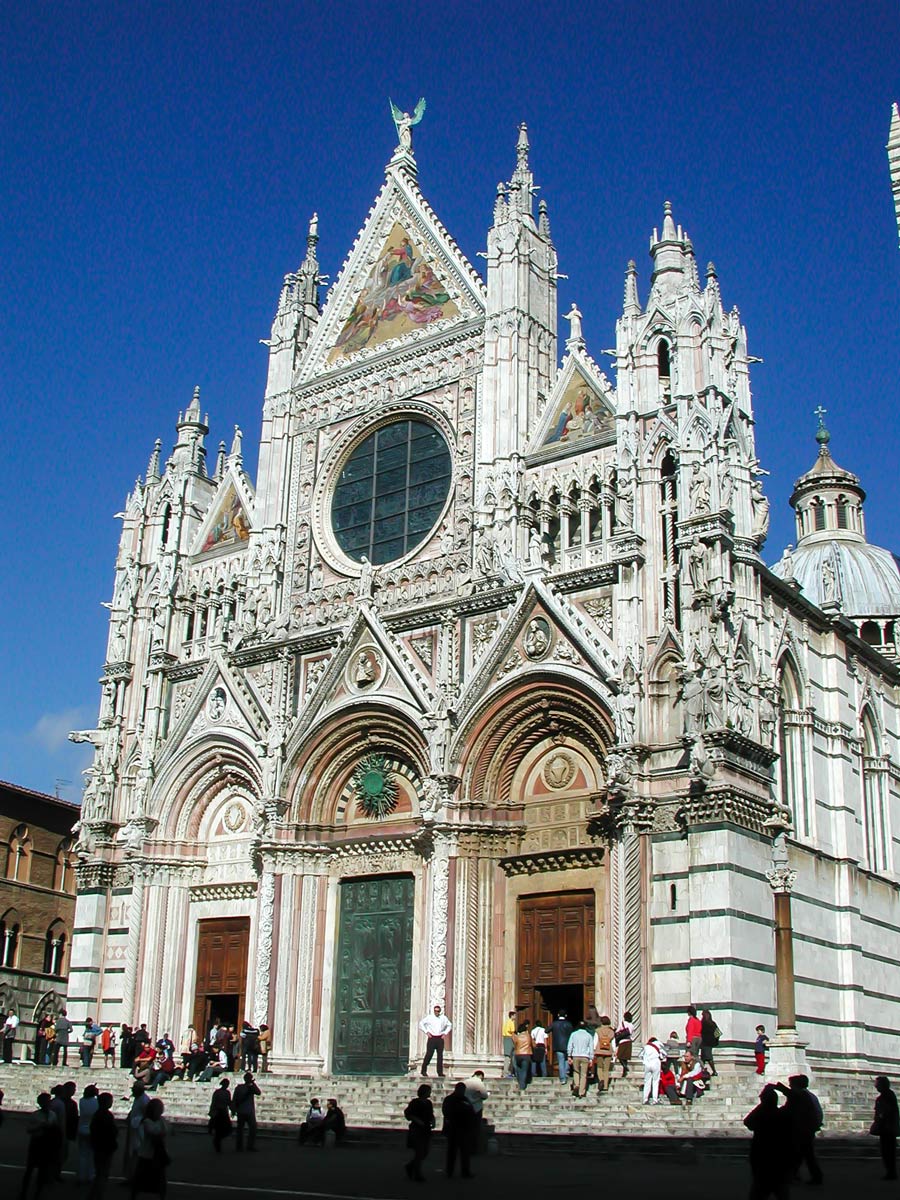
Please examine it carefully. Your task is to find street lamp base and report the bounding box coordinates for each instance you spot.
[765,1029,811,1081]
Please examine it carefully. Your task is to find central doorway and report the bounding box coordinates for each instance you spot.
[516,890,596,1050]
[333,875,414,1075]
[192,917,251,1036]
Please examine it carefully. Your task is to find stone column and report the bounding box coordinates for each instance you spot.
[428,836,451,1008]
[120,868,146,1024]
[253,868,276,1026]
[765,836,809,1077]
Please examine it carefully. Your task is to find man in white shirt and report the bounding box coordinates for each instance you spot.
[419,1005,452,1077]
[531,1021,548,1077]
[566,1022,595,1098]
[2,1009,19,1063]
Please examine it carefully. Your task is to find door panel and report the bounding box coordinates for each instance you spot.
[193,917,250,1034]
[517,891,595,1021]
[333,875,414,1075]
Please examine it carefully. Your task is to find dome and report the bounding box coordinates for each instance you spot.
[772,540,900,617]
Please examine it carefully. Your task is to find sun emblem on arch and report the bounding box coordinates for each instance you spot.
[351,752,400,819]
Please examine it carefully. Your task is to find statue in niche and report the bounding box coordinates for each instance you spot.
[354,650,378,688]
[524,617,551,659]
[822,557,837,605]
[719,463,735,511]
[751,480,770,542]
[689,461,711,514]
[687,535,710,594]
[758,685,777,745]
[679,665,706,737]
[615,475,634,527]
[357,556,376,600]
[528,528,545,569]
[475,528,499,576]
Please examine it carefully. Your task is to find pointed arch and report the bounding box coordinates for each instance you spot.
[5,824,32,882]
[776,653,811,839]
[43,919,68,976]
[0,908,22,969]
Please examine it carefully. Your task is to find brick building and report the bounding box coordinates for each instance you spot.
[0,781,78,1059]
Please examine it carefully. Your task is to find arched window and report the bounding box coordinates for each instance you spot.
[54,839,76,893]
[0,911,21,968]
[813,501,826,532]
[836,496,849,530]
[659,452,680,628]
[777,658,810,838]
[657,339,671,380]
[860,621,882,647]
[160,503,172,547]
[43,922,67,976]
[587,479,603,542]
[6,825,32,883]
[861,709,888,872]
[566,486,582,551]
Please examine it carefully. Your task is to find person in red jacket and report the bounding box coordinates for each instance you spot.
[685,1006,702,1057]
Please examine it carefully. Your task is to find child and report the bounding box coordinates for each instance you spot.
[754,1025,769,1074]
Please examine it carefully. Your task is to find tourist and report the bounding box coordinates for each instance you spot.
[549,1010,573,1084]
[120,1024,135,1070]
[147,1050,176,1091]
[123,1081,150,1182]
[531,1019,548,1077]
[133,1043,157,1085]
[659,1061,681,1105]
[872,1076,900,1181]
[442,1081,476,1179]
[130,1097,169,1198]
[240,1020,260,1072]
[512,1021,533,1090]
[77,1084,100,1183]
[101,1025,117,1068]
[642,1037,665,1104]
[593,1015,615,1094]
[685,1005,702,1057]
[464,1070,489,1119]
[226,1026,240,1071]
[208,1079,232,1152]
[131,1024,151,1061]
[34,1016,52,1067]
[314,1097,346,1146]
[754,1025,769,1075]
[419,1004,452,1078]
[678,1052,706,1104]
[700,1009,720,1076]
[776,1075,823,1185]
[665,1029,681,1063]
[179,1025,198,1075]
[501,1010,516,1078]
[44,1019,56,1067]
[54,1010,73,1067]
[48,1086,67,1175]
[3,1008,19,1063]
[404,1083,435,1181]
[258,1023,271,1073]
[298,1097,324,1144]
[156,1033,175,1058]
[80,1018,100,1068]
[566,1021,594,1099]
[743,1083,792,1199]
[615,1012,634,1078]
[232,1072,260,1151]
[19,1092,59,1200]
[62,1081,79,1163]
[88,1092,118,1200]
[198,1047,229,1083]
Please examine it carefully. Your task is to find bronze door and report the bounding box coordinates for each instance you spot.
[193,917,251,1035]
[333,875,414,1074]
[517,891,595,1027]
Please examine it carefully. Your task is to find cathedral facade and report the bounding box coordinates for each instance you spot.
[68,119,900,1076]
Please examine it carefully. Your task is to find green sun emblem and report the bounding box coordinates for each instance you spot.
[351,752,399,819]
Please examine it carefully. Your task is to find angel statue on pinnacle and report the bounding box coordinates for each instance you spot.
[390,97,426,152]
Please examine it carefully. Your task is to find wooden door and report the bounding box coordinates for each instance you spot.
[517,891,595,1022]
[193,917,251,1034]
[333,875,414,1074]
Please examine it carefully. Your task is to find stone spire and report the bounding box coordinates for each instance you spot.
[146,438,161,483]
[623,259,641,317]
[889,103,900,249]
[649,201,689,296]
[172,385,209,475]
[214,440,226,482]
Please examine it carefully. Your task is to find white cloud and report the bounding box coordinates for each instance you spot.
[29,706,95,753]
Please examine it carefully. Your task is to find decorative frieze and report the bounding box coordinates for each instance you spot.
[499,846,605,876]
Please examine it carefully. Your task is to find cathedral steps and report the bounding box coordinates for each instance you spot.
[0,1065,876,1140]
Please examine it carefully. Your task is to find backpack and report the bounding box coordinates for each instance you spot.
[712,1024,722,1044]
[595,1028,614,1053]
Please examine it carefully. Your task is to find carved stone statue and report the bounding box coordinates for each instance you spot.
[758,685,777,745]
[358,555,376,600]
[389,97,426,152]
[476,529,499,576]
[751,480,770,542]
[689,461,711,514]
[615,475,634,527]
[822,556,837,605]
[719,463,734,511]
[528,528,545,569]
[355,650,378,687]
[687,535,709,594]
[563,303,584,344]
[778,544,795,582]
[680,666,705,737]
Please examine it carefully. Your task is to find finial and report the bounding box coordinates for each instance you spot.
[230,425,243,458]
[190,384,201,409]
[662,200,677,240]
[516,122,530,169]
[814,405,830,448]
[214,440,226,481]
[538,198,551,237]
[308,212,319,244]
[706,262,717,279]
[389,97,426,155]
[493,182,507,224]
[146,438,161,481]
[623,259,640,316]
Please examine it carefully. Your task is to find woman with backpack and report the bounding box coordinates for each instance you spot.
[593,1016,615,1093]
[700,1009,720,1077]
[614,1012,634,1078]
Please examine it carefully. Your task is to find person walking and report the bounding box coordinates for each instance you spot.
[777,1075,823,1186]
[566,1021,595,1099]
[419,1004,451,1078]
[19,1093,59,1200]
[685,1005,702,1057]
[615,1012,634,1078]
[54,1011,73,1067]
[511,1021,533,1091]
[744,1083,792,1200]
[88,1093,118,1200]
[641,1037,664,1104]
[531,1020,548,1077]
[872,1076,900,1180]
[232,1072,260,1152]
[442,1081,476,1179]
[593,1015,615,1094]
[258,1024,271,1073]
[130,1098,169,1199]
[699,1009,720,1076]
[208,1079,233,1153]
[123,1081,150,1183]
[77,1084,100,1183]
[754,1025,769,1075]
[549,1010,573,1085]
[501,1011,516,1078]
[404,1083,435,1181]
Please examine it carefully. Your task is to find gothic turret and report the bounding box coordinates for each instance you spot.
[171,385,209,476]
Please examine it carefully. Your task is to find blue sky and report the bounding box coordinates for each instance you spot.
[2,2,899,798]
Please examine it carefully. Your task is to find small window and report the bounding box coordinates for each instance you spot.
[54,840,76,893]
[670,883,677,911]
[657,340,671,378]
[161,504,172,547]
[6,826,32,883]
[43,924,67,976]
[0,914,21,968]
[813,503,826,532]
[836,497,849,529]
[860,621,881,646]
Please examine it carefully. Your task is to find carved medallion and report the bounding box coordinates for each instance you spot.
[349,647,382,691]
[223,802,246,833]
[543,751,575,790]
[351,752,399,819]
[206,687,228,722]
[523,616,552,660]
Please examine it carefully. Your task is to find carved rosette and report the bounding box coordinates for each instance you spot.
[766,863,797,894]
[253,869,276,1025]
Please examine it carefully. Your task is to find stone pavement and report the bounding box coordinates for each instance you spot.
[0,1112,887,1200]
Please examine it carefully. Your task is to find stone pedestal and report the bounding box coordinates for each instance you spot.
[765,1029,811,1081]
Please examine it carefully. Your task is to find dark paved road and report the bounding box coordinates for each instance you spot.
[0,1113,883,1200]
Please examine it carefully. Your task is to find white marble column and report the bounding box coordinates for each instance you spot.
[254,869,276,1026]
[428,838,451,1008]
[120,869,146,1024]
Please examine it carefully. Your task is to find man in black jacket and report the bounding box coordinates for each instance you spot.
[549,1011,573,1085]
[441,1083,476,1180]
